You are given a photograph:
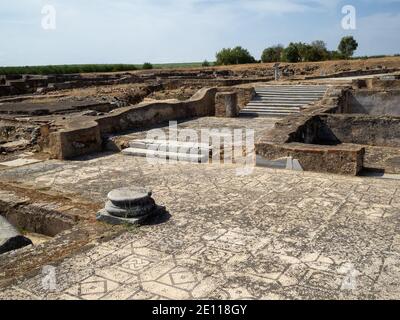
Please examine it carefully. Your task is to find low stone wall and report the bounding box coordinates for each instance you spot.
[352,78,400,90]
[319,114,400,148]
[47,87,217,159]
[348,90,400,116]
[215,92,238,117]
[306,68,398,80]
[255,86,367,175]
[0,85,13,97]
[48,119,102,160]
[214,85,255,110]
[258,142,365,175]
[256,84,400,175]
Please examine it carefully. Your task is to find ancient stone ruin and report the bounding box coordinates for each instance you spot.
[97,187,164,225]
[0,58,400,300]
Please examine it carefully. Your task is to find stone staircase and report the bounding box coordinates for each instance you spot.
[122,139,212,163]
[121,132,254,164]
[239,85,328,117]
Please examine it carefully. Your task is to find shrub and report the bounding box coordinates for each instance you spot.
[142,62,153,70]
[202,60,211,67]
[338,36,359,58]
[329,50,345,60]
[215,46,256,65]
[307,41,329,61]
[282,43,301,63]
[0,64,139,75]
[261,45,284,63]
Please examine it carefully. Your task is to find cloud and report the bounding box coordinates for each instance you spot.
[0,0,398,65]
[353,12,400,55]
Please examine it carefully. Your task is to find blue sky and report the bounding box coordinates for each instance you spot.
[0,0,399,66]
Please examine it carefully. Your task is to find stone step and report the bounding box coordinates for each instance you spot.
[242,106,301,111]
[122,147,209,163]
[256,86,328,91]
[246,102,313,108]
[129,139,212,153]
[241,109,299,114]
[254,93,324,97]
[241,108,298,114]
[254,86,328,92]
[239,111,292,118]
[253,95,321,100]
[247,102,309,107]
[256,87,327,90]
[257,85,327,87]
[256,88,327,92]
[255,93,325,97]
[240,85,328,118]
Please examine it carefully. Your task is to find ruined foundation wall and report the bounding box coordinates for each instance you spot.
[348,90,400,116]
[255,86,366,175]
[96,87,217,134]
[48,87,217,159]
[319,114,400,148]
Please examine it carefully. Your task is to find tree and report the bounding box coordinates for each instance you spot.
[202,60,211,67]
[329,50,345,60]
[142,62,153,70]
[338,36,358,58]
[282,43,301,63]
[261,45,284,63]
[305,40,329,61]
[311,40,327,52]
[215,46,256,65]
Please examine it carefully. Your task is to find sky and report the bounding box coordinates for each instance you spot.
[0,0,399,66]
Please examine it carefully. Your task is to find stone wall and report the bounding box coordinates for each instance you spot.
[256,84,400,175]
[215,92,238,117]
[348,90,400,116]
[318,114,400,148]
[48,120,102,160]
[281,113,400,148]
[352,78,400,90]
[47,87,217,159]
[255,86,367,175]
[96,87,217,135]
[258,141,365,175]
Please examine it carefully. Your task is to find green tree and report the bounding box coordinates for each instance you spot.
[202,60,211,67]
[142,62,153,70]
[215,46,256,65]
[282,43,301,63]
[329,50,345,60]
[338,36,358,58]
[303,41,329,61]
[261,45,284,63]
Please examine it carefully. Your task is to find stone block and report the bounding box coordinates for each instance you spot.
[215,92,238,117]
[256,142,365,176]
[96,187,165,225]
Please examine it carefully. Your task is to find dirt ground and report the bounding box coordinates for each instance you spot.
[130,56,400,76]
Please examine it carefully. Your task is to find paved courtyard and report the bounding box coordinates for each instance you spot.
[0,150,399,300]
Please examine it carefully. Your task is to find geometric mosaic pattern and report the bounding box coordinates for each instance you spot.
[0,145,399,299]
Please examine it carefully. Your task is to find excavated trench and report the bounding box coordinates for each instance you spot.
[292,88,400,174]
[0,182,102,255]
